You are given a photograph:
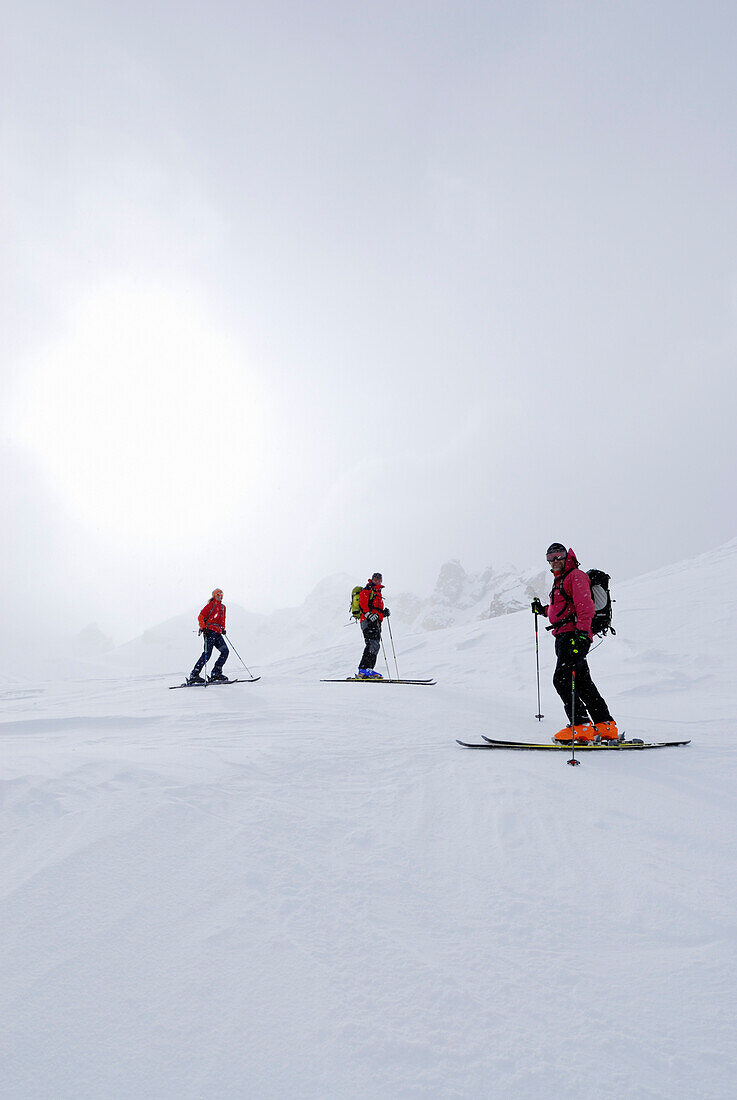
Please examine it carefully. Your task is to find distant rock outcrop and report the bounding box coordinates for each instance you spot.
[392,560,549,632]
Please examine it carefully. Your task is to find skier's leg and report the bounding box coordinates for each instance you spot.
[365,623,383,674]
[359,620,372,669]
[576,660,613,723]
[210,634,230,677]
[358,620,369,669]
[192,631,214,676]
[553,636,590,724]
[359,621,381,670]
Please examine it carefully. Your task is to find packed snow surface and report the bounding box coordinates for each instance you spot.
[2,543,736,1098]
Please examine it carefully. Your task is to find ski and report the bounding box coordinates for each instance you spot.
[483,735,690,750]
[456,736,690,751]
[320,678,436,685]
[169,677,261,690]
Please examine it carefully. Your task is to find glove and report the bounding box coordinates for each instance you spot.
[198,628,203,636]
[570,630,591,656]
[382,608,390,617]
[531,598,544,615]
[368,613,380,623]
[222,630,226,636]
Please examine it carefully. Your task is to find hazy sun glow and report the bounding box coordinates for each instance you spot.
[19,286,262,541]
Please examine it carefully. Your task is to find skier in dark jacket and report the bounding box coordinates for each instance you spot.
[188,588,230,684]
[357,573,390,679]
[531,544,617,743]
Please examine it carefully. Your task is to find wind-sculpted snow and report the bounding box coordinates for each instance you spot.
[1,542,736,1098]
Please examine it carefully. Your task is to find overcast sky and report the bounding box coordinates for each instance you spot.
[3,0,736,642]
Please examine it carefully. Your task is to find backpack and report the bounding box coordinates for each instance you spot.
[549,568,616,637]
[587,569,615,636]
[350,586,364,620]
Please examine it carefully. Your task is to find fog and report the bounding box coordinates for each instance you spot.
[3,0,735,642]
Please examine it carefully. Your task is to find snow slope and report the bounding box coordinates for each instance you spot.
[98,559,548,676]
[2,543,736,1098]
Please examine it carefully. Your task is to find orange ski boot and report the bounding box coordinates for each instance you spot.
[554,723,596,743]
[593,720,619,742]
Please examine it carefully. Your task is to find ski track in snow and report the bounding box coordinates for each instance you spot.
[2,544,737,1098]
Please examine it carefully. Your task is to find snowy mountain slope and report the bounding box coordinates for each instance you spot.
[2,542,736,1098]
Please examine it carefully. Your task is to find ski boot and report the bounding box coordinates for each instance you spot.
[592,720,619,742]
[187,673,206,686]
[208,672,230,683]
[554,723,596,744]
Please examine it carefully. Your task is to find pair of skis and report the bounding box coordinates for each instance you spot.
[320,677,436,685]
[457,734,690,752]
[170,677,261,690]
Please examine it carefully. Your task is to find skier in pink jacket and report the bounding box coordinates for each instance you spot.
[531,543,617,743]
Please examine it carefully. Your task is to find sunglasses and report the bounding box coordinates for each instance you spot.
[546,552,566,563]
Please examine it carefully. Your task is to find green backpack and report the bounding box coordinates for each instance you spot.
[350,585,364,620]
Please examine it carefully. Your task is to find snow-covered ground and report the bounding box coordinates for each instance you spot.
[2,543,736,1098]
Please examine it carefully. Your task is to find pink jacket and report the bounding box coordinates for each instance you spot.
[543,549,594,638]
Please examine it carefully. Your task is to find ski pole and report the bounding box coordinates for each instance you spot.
[223,634,254,679]
[386,618,400,680]
[197,631,209,674]
[533,611,544,720]
[568,666,580,767]
[381,637,392,679]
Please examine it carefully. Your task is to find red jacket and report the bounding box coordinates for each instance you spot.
[198,599,226,634]
[358,581,386,623]
[543,549,595,639]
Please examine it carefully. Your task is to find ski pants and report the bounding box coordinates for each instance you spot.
[193,629,229,676]
[359,618,382,670]
[553,633,612,725]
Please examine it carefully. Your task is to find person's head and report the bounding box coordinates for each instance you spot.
[212,588,224,601]
[545,543,567,576]
[370,572,384,588]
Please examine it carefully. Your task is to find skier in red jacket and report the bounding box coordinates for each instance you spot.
[357,572,390,679]
[531,544,617,743]
[188,589,230,684]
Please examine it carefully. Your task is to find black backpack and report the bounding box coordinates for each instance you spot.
[550,568,616,637]
[587,569,615,637]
